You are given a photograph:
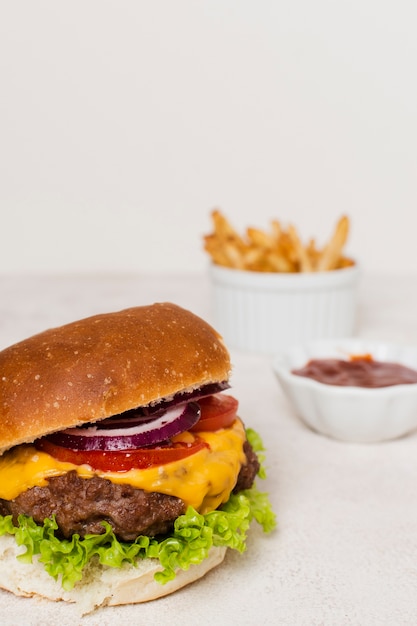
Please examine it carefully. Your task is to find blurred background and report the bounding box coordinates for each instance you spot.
[1,1,416,275]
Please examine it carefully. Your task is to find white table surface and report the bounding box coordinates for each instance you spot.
[1,271,417,626]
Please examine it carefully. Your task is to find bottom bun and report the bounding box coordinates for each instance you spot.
[0,534,227,614]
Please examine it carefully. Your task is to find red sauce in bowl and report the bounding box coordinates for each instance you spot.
[291,354,417,388]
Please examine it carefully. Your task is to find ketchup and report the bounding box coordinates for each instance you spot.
[292,354,417,388]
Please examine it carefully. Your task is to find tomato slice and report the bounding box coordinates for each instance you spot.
[190,394,238,432]
[35,437,209,472]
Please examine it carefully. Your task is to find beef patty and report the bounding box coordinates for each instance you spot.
[0,440,260,541]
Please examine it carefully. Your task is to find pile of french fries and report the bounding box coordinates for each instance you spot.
[203,210,354,273]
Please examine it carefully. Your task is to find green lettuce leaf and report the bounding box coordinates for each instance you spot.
[0,430,276,591]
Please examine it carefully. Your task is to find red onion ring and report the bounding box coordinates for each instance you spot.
[82,381,230,430]
[135,380,230,415]
[45,402,201,451]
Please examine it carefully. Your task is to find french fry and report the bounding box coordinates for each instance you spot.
[305,238,321,271]
[336,256,355,269]
[223,239,248,269]
[241,247,268,271]
[267,250,295,273]
[246,227,275,250]
[211,209,246,251]
[204,210,245,269]
[203,210,352,274]
[316,215,350,271]
[203,234,230,267]
[270,219,282,243]
[276,232,298,267]
[287,225,313,272]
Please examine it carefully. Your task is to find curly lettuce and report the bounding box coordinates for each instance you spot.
[0,429,276,591]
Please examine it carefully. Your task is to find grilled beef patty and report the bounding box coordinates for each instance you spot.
[0,440,260,540]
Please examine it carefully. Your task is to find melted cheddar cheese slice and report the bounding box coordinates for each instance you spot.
[0,419,247,514]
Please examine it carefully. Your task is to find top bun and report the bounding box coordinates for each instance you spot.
[0,303,231,454]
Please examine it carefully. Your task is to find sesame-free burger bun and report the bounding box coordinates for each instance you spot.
[0,533,227,613]
[0,303,231,454]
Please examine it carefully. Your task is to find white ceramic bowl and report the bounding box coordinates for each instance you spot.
[273,339,417,443]
[209,263,360,354]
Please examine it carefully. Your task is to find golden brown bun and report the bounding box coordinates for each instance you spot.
[0,533,227,613]
[0,303,231,454]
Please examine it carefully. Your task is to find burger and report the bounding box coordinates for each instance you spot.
[0,303,275,613]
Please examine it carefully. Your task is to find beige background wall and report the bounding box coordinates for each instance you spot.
[1,1,416,274]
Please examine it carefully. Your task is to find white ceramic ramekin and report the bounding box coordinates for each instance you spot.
[209,263,360,354]
[273,339,417,443]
